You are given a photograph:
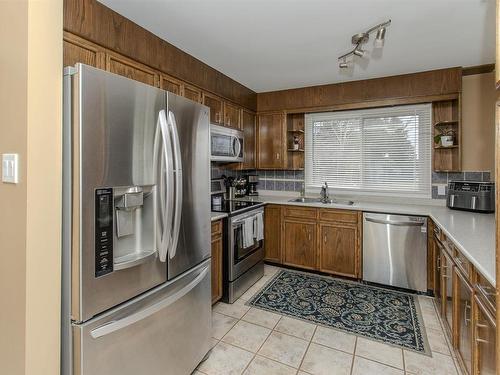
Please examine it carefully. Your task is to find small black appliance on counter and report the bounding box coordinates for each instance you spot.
[447,181,495,213]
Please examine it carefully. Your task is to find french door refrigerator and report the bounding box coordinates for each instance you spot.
[62,64,211,375]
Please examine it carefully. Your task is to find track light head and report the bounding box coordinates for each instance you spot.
[374,27,386,48]
[339,60,349,69]
[353,47,365,57]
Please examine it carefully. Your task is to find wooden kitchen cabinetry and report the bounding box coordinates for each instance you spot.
[241,109,257,169]
[269,205,361,278]
[106,52,160,87]
[203,92,224,125]
[211,220,223,304]
[224,101,242,129]
[454,267,474,374]
[256,112,286,169]
[430,219,497,375]
[183,84,202,103]
[473,293,496,375]
[263,205,282,263]
[283,219,317,270]
[160,73,183,95]
[63,32,105,69]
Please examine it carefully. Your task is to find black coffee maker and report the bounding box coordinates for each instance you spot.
[246,174,259,196]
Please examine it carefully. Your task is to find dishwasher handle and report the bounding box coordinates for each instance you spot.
[365,217,425,227]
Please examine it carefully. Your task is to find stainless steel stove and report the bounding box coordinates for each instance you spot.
[211,179,265,303]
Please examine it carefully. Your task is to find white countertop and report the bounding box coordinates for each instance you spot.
[236,193,496,286]
[211,212,228,222]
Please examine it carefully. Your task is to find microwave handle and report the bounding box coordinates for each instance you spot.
[232,136,241,157]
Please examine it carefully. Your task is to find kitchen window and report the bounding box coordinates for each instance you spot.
[305,104,432,198]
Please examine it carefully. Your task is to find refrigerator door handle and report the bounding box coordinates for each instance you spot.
[157,109,175,262]
[90,264,209,339]
[167,110,183,259]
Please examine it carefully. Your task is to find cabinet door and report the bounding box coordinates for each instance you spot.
[211,233,223,304]
[183,84,202,103]
[63,32,105,69]
[203,92,223,125]
[106,52,160,87]
[263,205,282,263]
[433,237,443,313]
[283,220,317,270]
[441,250,454,335]
[241,109,256,169]
[474,295,496,375]
[160,74,183,95]
[319,223,359,278]
[224,102,241,129]
[454,268,473,374]
[257,112,285,169]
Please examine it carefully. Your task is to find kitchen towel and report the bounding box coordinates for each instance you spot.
[242,217,254,248]
[255,212,264,241]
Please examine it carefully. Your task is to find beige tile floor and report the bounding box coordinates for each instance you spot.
[197,265,463,375]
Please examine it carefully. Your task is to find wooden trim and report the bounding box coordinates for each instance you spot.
[257,68,462,112]
[462,64,495,76]
[64,0,257,110]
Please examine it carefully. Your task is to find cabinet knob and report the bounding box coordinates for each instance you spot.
[324,235,327,243]
[276,153,280,160]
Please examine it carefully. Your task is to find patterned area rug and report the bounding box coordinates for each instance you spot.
[248,269,430,354]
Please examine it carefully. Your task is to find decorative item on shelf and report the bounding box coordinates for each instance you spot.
[293,135,300,150]
[434,128,455,148]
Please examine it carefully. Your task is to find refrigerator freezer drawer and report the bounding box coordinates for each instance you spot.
[363,213,428,292]
[72,260,211,375]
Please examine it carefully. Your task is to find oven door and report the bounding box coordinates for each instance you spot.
[228,209,264,281]
[210,124,243,162]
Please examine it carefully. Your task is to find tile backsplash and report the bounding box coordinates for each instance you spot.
[211,164,491,200]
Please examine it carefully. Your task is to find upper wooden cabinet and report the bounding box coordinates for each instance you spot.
[203,92,224,125]
[432,98,461,172]
[224,102,242,129]
[263,205,282,264]
[183,84,202,103]
[257,112,286,169]
[241,109,257,170]
[63,32,105,69]
[160,74,183,96]
[106,52,160,87]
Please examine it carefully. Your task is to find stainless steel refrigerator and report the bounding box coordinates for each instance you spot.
[62,64,211,375]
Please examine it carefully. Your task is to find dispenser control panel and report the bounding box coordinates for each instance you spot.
[95,188,114,277]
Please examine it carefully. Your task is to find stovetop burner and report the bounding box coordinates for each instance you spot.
[211,199,264,215]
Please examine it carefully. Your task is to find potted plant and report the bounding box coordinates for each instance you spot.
[434,128,455,147]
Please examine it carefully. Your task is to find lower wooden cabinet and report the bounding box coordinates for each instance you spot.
[319,223,359,278]
[454,267,473,374]
[211,220,223,304]
[263,205,282,263]
[441,248,454,335]
[473,294,496,375]
[283,219,317,270]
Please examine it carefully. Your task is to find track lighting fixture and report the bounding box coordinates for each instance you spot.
[338,20,391,69]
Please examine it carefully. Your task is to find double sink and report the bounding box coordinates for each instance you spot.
[288,197,354,206]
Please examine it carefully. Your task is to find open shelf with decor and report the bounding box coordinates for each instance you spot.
[432,98,461,172]
[286,113,305,170]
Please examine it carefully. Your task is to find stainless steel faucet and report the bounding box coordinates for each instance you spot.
[320,181,329,203]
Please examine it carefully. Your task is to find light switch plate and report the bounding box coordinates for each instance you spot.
[437,185,446,196]
[2,154,19,184]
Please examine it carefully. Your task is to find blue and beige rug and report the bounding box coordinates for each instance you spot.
[247,269,430,354]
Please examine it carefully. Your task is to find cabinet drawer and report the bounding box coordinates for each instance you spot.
[453,248,471,280]
[319,209,358,224]
[474,273,496,315]
[283,206,317,220]
[211,220,222,237]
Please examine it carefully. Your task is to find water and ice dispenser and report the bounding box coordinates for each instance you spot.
[94,185,156,277]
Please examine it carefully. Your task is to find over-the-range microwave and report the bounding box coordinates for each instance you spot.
[210,124,244,162]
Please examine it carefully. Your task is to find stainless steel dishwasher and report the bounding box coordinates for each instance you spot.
[363,213,428,292]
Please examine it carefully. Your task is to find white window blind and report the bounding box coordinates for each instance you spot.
[305,104,432,197]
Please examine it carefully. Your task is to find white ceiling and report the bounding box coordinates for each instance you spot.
[99,0,495,92]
